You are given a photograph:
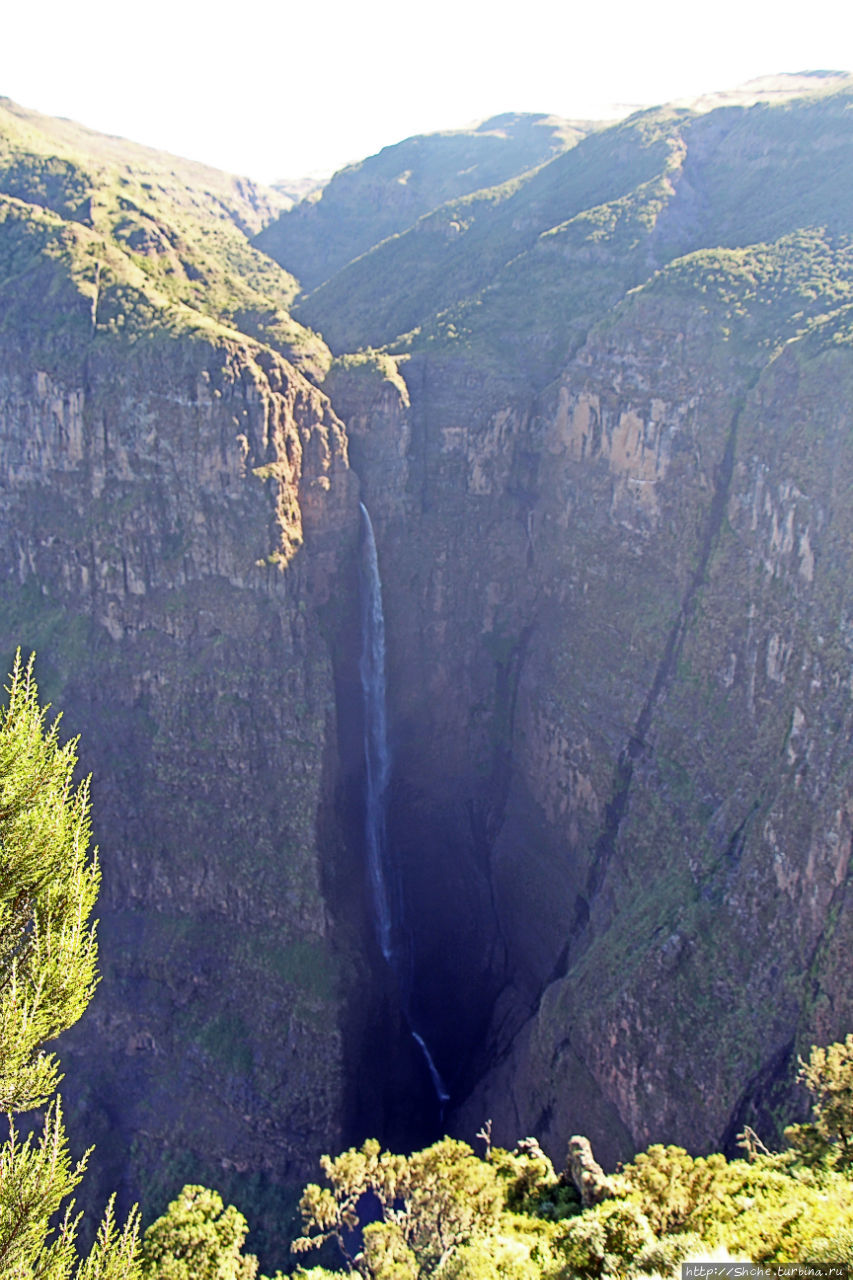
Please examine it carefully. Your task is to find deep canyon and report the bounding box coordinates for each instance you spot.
[1,74,853,1264]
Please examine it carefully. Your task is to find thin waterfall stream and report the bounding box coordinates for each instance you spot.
[359,502,394,964]
[358,503,450,1115]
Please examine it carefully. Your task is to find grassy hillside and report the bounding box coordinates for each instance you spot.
[255,112,590,292]
[291,75,853,389]
[0,97,330,375]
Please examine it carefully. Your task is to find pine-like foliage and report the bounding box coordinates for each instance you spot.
[786,1034,853,1169]
[139,1185,260,1280]
[0,651,140,1279]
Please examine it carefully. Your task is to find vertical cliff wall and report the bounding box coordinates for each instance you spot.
[322,235,853,1170]
[0,310,369,1251]
[301,86,853,1171]
[453,280,853,1164]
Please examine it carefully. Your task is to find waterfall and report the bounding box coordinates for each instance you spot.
[359,503,394,964]
[411,1031,450,1112]
[358,503,450,1115]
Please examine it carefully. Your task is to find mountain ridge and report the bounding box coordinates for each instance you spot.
[254,111,593,294]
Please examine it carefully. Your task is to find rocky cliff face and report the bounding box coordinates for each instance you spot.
[5,76,853,1267]
[0,104,378,1260]
[448,281,853,1165]
[315,77,853,1172]
[0,310,364,1249]
[333,319,853,1166]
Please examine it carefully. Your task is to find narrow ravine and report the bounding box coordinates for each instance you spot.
[358,502,450,1116]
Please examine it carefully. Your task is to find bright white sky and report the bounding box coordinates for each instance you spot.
[2,0,852,183]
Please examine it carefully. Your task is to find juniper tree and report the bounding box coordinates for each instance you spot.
[0,651,140,1279]
[292,1137,503,1276]
[139,1185,261,1280]
[786,1034,853,1169]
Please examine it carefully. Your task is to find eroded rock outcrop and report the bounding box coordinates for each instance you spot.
[567,1136,615,1208]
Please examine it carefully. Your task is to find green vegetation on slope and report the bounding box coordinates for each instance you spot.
[296,110,682,355]
[0,97,330,374]
[0,653,139,1277]
[255,112,590,293]
[402,99,853,391]
[288,77,853,401]
[280,1038,853,1277]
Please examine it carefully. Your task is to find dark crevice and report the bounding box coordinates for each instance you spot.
[475,620,536,902]
[396,620,537,1104]
[329,372,752,1150]
[698,797,765,905]
[320,532,440,1153]
[578,396,745,927]
[723,810,752,863]
[720,1038,798,1155]
[452,624,543,1087]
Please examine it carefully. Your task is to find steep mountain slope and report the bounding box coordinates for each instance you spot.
[0,101,370,1264]
[301,77,853,369]
[315,73,853,1169]
[298,109,682,354]
[255,112,589,292]
[0,97,328,375]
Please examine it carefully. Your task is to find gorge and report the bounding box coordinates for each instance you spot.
[1,74,853,1266]
[358,498,448,1114]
